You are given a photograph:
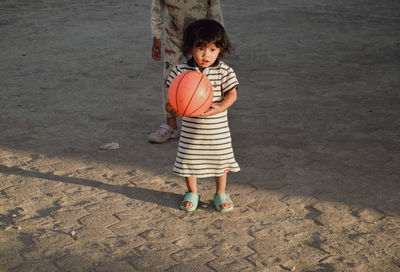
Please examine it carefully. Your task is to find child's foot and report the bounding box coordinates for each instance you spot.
[214,193,234,212]
[180,192,200,212]
[148,124,179,143]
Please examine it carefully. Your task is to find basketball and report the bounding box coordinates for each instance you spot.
[168,71,213,117]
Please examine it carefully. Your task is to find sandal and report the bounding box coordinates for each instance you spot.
[180,192,200,212]
[214,193,234,212]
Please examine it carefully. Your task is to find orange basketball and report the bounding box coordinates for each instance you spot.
[168,71,213,117]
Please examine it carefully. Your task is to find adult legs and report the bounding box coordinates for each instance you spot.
[148,36,183,143]
[162,36,184,129]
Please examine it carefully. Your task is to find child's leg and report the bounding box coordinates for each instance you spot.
[181,176,198,208]
[215,173,227,194]
[186,176,198,193]
[215,174,232,210]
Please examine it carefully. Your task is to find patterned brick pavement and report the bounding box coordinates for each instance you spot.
[1,0,399,271]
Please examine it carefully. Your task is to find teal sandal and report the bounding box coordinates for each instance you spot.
[214,193,234,212]
[180,192,200,212]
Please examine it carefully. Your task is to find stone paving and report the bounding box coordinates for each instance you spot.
[0,0,399,271]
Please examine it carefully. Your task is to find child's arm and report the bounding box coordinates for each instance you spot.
[200,88,237,117]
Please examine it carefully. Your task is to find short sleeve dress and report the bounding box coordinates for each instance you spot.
[167,58,240,178]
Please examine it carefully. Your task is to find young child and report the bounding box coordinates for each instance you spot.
[166,19,240,212]
[149,0,224,143]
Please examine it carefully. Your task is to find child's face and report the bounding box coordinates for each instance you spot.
[192,43,221,71]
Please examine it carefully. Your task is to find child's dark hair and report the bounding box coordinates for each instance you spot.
[182,19,233,59]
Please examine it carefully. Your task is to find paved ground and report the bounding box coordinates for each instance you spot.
[1,0,400,271]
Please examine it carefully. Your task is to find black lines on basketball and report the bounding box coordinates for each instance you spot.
[182,74,204,117]
[187,76,213,116]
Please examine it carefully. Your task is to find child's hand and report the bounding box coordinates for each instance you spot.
[200,89,237,117]
[165,102,178,116]
[199,103,223,117]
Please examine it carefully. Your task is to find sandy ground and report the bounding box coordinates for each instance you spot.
[1,0,400,271]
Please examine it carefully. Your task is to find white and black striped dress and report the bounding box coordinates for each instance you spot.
[167,58,240,178]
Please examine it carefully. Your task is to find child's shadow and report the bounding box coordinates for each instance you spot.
[0,165,181,210]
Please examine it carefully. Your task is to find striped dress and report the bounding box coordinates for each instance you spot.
[167,58,240,178]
